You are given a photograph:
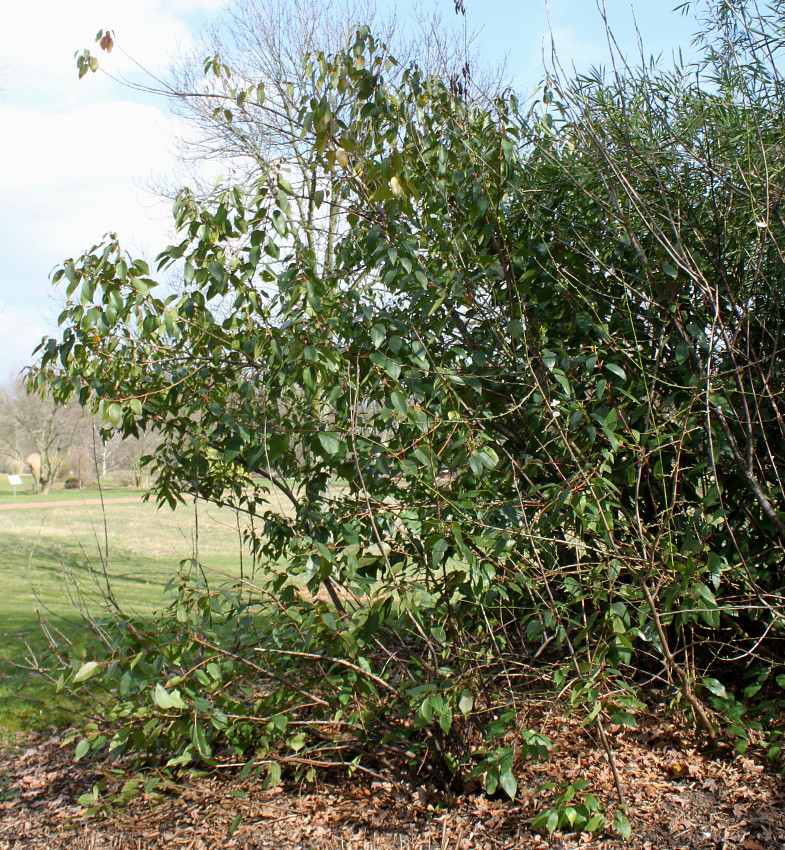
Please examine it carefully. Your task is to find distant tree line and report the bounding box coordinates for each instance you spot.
[0,377,158,493]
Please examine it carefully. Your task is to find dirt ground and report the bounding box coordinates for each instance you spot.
[1,716,783,850]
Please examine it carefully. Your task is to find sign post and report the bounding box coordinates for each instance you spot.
[7,474,23,497]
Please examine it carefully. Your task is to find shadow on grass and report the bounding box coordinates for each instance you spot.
[15,541,170,594]
[0,500,248,738]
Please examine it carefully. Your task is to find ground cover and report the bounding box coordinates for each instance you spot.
[1,712,783,848]
[0,493,783,847]
[0,489,146,505]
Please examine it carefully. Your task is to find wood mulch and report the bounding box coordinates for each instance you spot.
[1,717,783,849]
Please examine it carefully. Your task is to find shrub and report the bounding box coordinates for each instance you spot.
[30,1,785,830]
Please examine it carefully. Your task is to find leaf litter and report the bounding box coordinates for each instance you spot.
[1,714,783,849]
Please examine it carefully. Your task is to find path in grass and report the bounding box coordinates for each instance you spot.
[0,496,154,510]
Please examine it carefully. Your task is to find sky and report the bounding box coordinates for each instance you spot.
[0,0,700,378]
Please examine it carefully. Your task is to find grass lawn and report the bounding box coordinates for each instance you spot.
[0,496,262,735]
[0,473,146,504]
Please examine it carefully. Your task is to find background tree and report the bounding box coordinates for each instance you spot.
[153,0,502,299]
[168,0,498,182]
[66,423,161,487]
[0,377,85,494]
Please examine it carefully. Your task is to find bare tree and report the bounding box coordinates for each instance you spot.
[159,0,507,243]
[66,423,161,488]
[0,377,86,494]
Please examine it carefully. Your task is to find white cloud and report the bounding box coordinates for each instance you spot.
[1,1,226,105]
[0,307,50,378]
[0,96,181,286]
[167,0,228,12]
[0,0,229,376]
[0,101,175,191]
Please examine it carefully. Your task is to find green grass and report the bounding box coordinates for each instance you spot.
[0,473,147,504]
[0,497,261,735]
[0,488,148,505]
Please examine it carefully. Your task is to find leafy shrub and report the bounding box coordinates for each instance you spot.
[30,0,785,831]
[56,565,550,796]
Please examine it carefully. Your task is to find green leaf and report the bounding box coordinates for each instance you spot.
[77,785,100,807]
[317,431,343,456]
[153,684,172,709]
[499,769,517,800]
[614,809,632,840]
[73,661,100,683]
[169,688,187,709]
[369,351,401,380]
[288,732,307,752]
[484,769,498,796]
[391,391,408,418]
[166,749,195,768]
[605,363,626,381]
[458,691,474,715]
[674,341,692,365]
[277,174,294,195]
[105,403,122,427]
[271,209,287,237]
[508,319,524,339]
[437,707,453,734]
[701,677,729,699]
[532,808,559,835]
[551,368,571,396]
[370,323,386,347]
[74,739,90,760]
[193,722,212,757]
[609,711,638,728]
[585,812,605,832]
[208,261,227,291]
[153,683,186,709]
[265,762,282,789]
[229,813,243,835]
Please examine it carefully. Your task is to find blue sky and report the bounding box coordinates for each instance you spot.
[0,0,700,377]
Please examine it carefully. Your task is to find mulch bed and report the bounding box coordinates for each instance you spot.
[1,718,783,849]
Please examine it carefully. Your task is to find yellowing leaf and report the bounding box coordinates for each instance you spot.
[73,661,100,683]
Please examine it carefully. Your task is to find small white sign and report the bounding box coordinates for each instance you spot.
[7,475,22,487]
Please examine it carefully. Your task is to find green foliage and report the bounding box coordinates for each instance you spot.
[531,780,606,835]
[28,1,785,832]
[54,569,549,797]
